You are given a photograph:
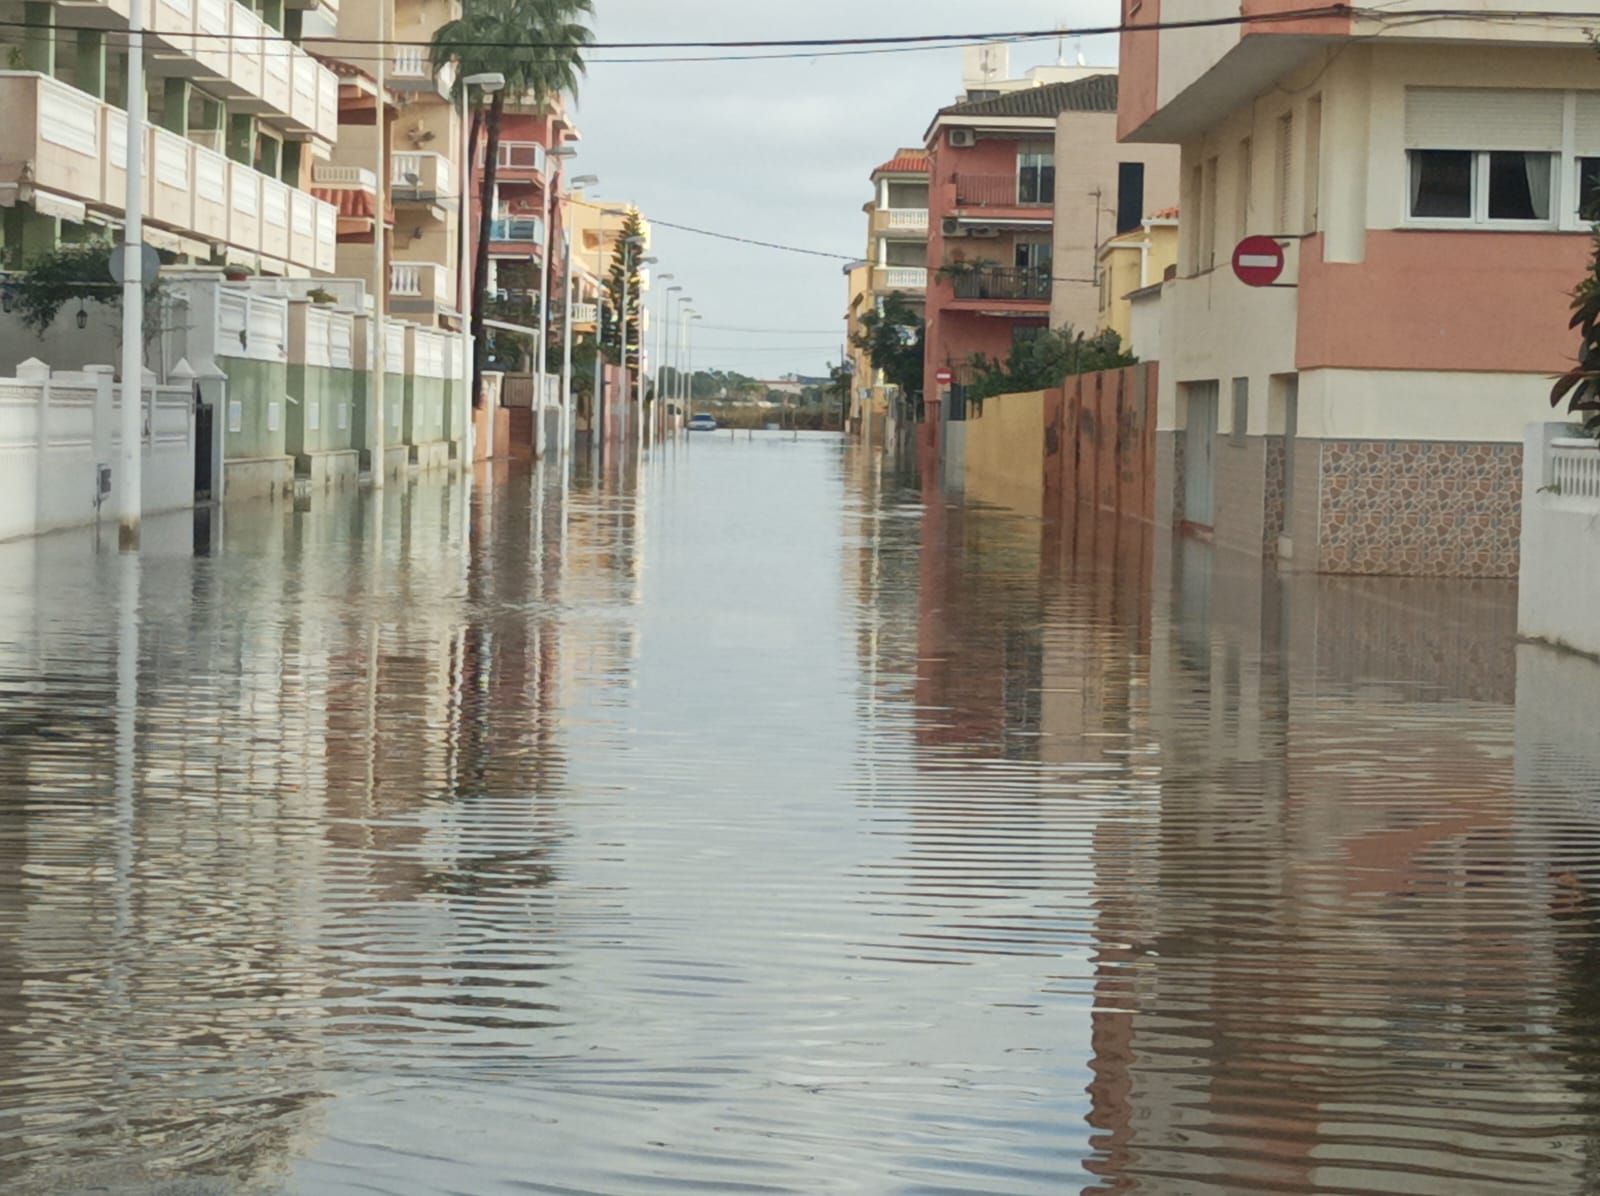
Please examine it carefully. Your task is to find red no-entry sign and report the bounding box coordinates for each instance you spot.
[1232,236,1285,286]
[935,367,954,386]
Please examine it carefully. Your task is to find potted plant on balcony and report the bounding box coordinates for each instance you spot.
[307,287,336,306]
[223,263,253,283]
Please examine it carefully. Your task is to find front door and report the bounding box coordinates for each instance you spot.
[193,389,214,503]
[1183,382,1218,528]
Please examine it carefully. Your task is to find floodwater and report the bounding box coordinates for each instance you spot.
[2,435,1600,1194]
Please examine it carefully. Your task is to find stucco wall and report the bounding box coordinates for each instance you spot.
[221,357,289,464]
[1051,114,1180,332]
[963,389,1047,516]
[1519,423,1600,653]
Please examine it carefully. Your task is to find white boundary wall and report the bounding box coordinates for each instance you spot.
[1520,421,1600,657]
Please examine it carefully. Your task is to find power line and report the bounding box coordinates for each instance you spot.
[650,220,857,261]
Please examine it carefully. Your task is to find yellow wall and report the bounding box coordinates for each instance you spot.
[1096,223,1178,346]
[963,390,1048,517]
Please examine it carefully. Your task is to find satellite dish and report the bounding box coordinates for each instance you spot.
[108,242,161,287]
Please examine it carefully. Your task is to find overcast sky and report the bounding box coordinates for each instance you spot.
[569,1,1121,381]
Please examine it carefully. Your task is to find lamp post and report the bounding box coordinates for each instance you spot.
[535,144,576,458]
[116,0,146,543]
[653,274,675,441]
[635,254,656,449]
[561,174,597,462]
[686,313,703,423]
[458,71,505,467]
[676,302,693,418]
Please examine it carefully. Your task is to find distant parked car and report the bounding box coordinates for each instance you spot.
[687,413,719,431]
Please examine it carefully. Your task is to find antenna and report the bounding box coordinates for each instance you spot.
[1076,41,1087,67]
[1056,23,1067,65]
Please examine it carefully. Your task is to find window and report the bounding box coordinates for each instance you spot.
[1275,113,1294,231]
[1237,137,1253,239]
[1015,238,1052,273]
[1410,150,1473,218]
[1407,149,1552,222]
[1116,162,1145,234]
[1200,156,1219,269]
[1304,96,1322,231]
[1018,145,1055,205]
[1230,377,1249,446]
[1580,157,1600,221]
[1187,163,1204,273]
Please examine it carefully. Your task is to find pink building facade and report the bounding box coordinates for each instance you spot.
[1120,1,1593,575]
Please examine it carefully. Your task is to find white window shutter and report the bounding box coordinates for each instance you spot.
[1405,87,1564,151]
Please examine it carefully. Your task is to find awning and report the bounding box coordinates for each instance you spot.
[311,187,393,225]
[143,225,183,253]
[20,188,87,223]
[485,317,541,336]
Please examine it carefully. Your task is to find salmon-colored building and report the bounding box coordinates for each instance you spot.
[922,70,1177,426]
[1118,0,1593,576]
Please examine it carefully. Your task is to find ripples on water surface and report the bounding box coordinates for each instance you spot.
[2,436,1600,1193]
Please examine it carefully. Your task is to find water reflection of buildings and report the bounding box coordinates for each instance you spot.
[894,475,1600,1190]
[0,459,647,1190]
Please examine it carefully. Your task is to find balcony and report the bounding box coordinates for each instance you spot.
[571,301,598,326]
[311,164,377,191]
[873,208,929,235]
[390,152,455,200]
[949,267,1051,304]
[953,173,1051,210]
[390,261,453,305]
[489,217,546,246]
[875,266,927,292]
[495,141,546,177]
[0,73,336,273]
[143,0,339,143]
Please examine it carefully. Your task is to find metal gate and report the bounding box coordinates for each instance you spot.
[1183,382,1218,527]
[193,390,214,502]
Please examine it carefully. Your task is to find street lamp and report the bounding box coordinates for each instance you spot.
[653,274,674,438]
[457,71,505,466]
[559,172,598,461]
[535,143,576,457]
[635,254,657,440]
[686,313,703,423]
[676,299,693,416]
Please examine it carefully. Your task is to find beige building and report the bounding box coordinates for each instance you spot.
[850,148,929,442]
[1095,208,1179,345]
[0,0,341,276]
[313,0,465,330]
[1050,106,1180,334]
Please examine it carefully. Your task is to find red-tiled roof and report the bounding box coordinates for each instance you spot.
[872,149,929,177]
[1149,206,1180,220]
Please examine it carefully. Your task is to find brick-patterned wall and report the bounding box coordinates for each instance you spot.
[1212,434,1267,557]
[1316,440,1523,578]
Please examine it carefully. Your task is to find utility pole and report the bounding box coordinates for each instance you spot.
[117,0,147,547]
[372,0,387,488]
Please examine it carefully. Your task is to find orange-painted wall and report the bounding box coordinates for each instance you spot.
[1296,231,1586,374]
[1118,0,1161,142]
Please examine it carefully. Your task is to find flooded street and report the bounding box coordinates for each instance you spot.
[4,434,1600,1193]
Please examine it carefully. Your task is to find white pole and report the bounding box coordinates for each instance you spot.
[372,1,387,488]
[653,291,667,441]
[560,211,575,462]
[685,316,695,424]
[635,279,647,447]
[659,295,672,434]
[535,156,554,457]
[118,0,147,544]
[457,82,472,469]
[593,230,605,465]
[620,245,631,449]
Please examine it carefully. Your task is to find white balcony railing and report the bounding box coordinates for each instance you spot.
[390,261,452,304]
[571,302,598,325]
[887,208,930,230]
[311,164,376,189]
[10,73,335,273]
[393,46,429,79]
[1551,437,1600,502]
[880,266,928,289]
[391,152,454,195]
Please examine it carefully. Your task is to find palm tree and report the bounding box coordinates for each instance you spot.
[432,0,594,409]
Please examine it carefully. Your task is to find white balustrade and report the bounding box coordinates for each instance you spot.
[1550,437,1600,502]
[887,208,929,229]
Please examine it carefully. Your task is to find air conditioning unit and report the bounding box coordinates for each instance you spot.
[949,128,976,149]
[942,217,965,237]
[968,226,1001,239]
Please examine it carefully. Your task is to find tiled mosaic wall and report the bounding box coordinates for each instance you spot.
[1263,435,1286,553]
[1316,440,1523,577]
